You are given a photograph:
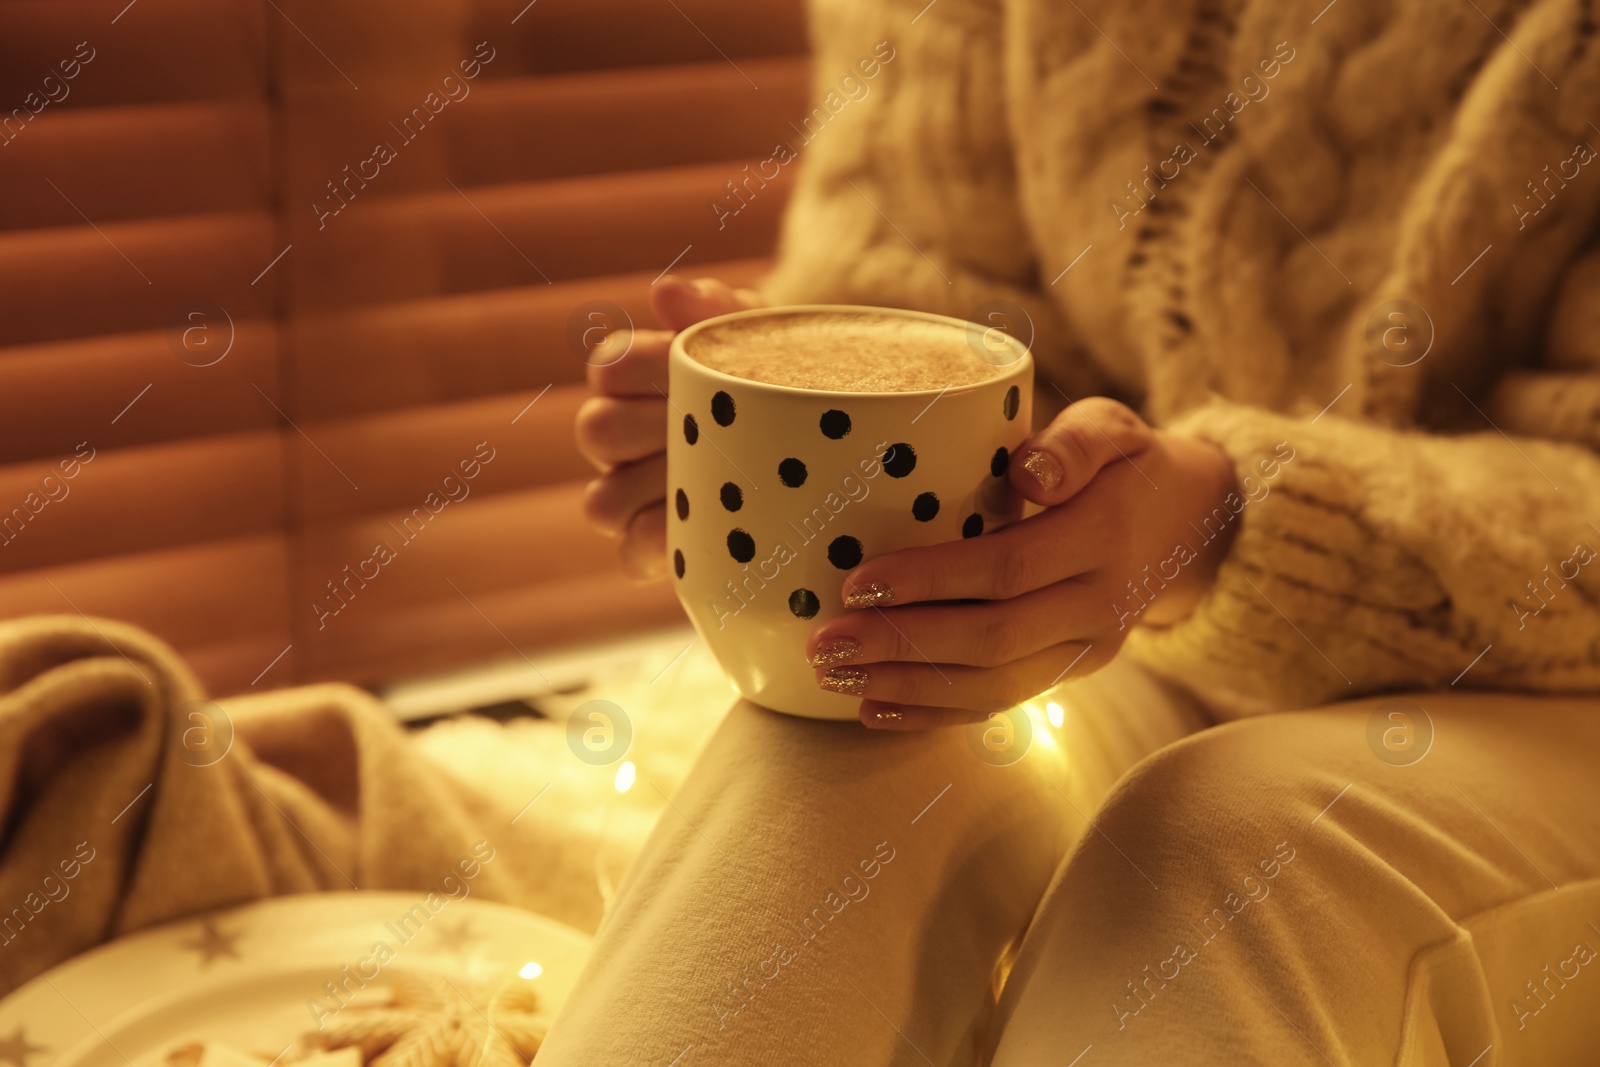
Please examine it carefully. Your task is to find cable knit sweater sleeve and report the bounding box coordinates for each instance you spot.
[1126,401,1600,717]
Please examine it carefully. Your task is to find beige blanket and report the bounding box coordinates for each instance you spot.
[0,614,568,997]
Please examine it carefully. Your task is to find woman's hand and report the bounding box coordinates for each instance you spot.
[575,277,764,577]
[805,397,1240,729]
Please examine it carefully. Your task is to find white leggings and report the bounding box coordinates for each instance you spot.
[537,659,1600,1065]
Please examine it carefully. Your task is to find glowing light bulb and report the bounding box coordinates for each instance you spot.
[519,961,543,980]
[614,760,636,793]
[1046,701,1064,729]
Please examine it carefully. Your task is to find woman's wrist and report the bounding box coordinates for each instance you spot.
[1135,434,1240,627]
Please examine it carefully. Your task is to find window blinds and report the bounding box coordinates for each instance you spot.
[0,0,808,692]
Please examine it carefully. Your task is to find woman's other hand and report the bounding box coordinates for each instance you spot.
[806,397,1240,728]
[575,277,764,577]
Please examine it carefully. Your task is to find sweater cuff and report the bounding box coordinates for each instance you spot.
[1123,400,1452,717]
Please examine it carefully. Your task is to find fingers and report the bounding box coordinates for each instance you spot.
[587,329,671,397]
[838,503,1098,607]
[583,453,666,536]
[650,276,765,333]
[1009,396,1153,507]
[812,640,1107,717]
[587,275,766,398]
[574,396,667,467]
[587,278,765,397]
[582,275,760,582]
[807,579,1099,669]
[618,501,668,579]
[853,641,1119,730]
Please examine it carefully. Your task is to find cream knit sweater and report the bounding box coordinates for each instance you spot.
[760,0,1600,715]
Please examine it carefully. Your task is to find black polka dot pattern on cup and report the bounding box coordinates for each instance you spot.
[827,535,863,570]
[720,482,743,511]
[712,391,736,426]
[779,458,808,487]
[820,409,851,439]
[882,443,916,478]
[963,513,984,538]
[1004,385,1020,420]
[789,588,820,618]
[683,414,699,444]
[991,447,1009,478]
[675,488,689,520]
[912,492,940,522]
[727,529,755,562]
[673,549,685,578]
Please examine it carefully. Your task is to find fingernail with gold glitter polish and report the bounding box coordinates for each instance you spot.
[819,666,870,695]
[1021,449,1063,491]
[865,707,905,729]
[809,637,860,667]
[843,582,893,609]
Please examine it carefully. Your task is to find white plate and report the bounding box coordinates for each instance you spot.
[0,892,591,1067]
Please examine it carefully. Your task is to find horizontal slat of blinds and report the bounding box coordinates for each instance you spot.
[0,102,271,229]
[471,0,807,76]
[299,566,683,685]
[454,59,809,184]
[0,322,281,460]
[0,431,284,573]
[290,257,772,420]
[297,483,616,612]
[0,0,267,108]
[285,58,808,196]
[292,387,590,522]
[0,534,294,692]
[0,211,277,346]
[293,484,689,681]
[291,162,790,309]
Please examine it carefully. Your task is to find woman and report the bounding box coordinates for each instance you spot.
[552,0,1600,1061]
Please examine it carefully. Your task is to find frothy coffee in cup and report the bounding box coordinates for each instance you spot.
[683,309,1012,392]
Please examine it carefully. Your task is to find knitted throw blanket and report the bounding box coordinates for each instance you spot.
[0,615,570,997]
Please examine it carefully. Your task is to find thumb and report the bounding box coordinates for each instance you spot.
[650,276,765,333]
[1009,396,1154,506]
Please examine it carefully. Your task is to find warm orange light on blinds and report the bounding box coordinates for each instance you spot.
[0,0,809,693]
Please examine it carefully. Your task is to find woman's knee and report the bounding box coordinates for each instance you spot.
[1076,713,1353,903]
[989,716,1357,1061]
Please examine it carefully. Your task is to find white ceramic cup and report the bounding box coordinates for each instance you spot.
[667,305,1034,720]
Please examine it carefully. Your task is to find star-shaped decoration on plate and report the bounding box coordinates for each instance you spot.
[0,1026,47,1067]
[428,918,478,957]
[301,974,546,1067]
[179,919,242,967]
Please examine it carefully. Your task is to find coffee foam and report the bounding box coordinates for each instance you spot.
[683,310,1008,393]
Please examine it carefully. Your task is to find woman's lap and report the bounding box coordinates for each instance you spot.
[537,666,1600,1066]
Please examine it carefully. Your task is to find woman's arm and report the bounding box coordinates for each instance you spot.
[1125,401,1600,716]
